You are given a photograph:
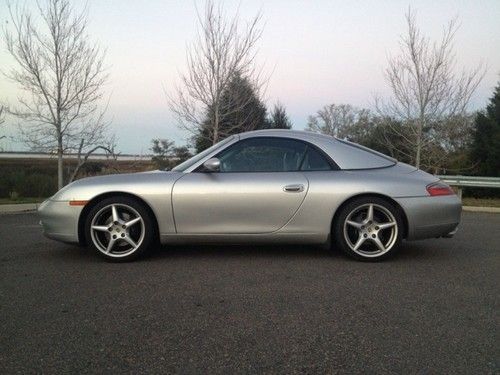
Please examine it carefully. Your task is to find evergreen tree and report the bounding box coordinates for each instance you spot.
[471,83,500,177]
[194,73,268,152]
[151,139,192,170]
[151,139,175,170]
[269,102,292,129]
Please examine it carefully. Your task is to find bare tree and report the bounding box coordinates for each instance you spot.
[306,104,370,139]
[377,8,485,169]
[67,135,117,183]
[3,0,113,189]
[418,113,476,173]
[168,0,265,146]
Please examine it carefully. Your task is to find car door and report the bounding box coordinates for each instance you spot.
[172,137,310,234]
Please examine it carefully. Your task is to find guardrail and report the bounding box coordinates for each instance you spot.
[437,175,500,199]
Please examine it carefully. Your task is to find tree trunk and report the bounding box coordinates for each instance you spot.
[213,104,220,145]
[415,142,421,169]
[57,134,63,190]
[415,115,424,169]
[68,162,82,184]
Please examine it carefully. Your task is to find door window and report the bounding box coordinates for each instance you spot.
[217,137,307,172]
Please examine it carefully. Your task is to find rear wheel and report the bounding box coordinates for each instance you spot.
[333,197,403,261]
[85,197,155,262]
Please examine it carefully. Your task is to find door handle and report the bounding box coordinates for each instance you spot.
[283,184,305,192]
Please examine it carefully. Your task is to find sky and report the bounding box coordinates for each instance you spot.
[0,0,499,154]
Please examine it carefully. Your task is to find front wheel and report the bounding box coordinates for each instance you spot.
[85,197,155,262]
[333,197,404,261]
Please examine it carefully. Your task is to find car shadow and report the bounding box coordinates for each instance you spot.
[147,243,337,261]
[147,239,454,263]
[46,239,454,264]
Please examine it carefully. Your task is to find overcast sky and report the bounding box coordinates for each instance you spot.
[1,0,499,154]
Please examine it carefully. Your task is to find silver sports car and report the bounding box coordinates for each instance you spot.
[39,129,461,262]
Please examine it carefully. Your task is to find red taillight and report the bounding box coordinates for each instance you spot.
[426,182,455,196]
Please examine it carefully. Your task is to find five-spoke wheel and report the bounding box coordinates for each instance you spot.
[333,197,403,261]
[85,197,155,261]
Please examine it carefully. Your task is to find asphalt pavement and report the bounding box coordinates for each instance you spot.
[0,212,498,374]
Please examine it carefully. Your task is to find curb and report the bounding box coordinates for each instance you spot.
[462,206,500,213]
[0,203,39,214]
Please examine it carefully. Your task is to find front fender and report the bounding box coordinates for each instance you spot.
[52,171,183,235]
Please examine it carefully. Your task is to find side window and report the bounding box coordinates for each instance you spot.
[300,147,332,171]
[217,138,307,172]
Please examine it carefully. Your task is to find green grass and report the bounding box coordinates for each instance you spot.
[0,197,46,205]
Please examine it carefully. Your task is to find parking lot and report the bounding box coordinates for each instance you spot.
[0,211,498,374]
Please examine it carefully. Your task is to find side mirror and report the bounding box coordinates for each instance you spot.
[203,157,221,172]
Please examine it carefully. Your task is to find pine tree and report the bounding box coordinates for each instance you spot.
[269,102,292,129]
[471,83,500,177]
[194,73,268,152]
[151,139,175,170]
[151,139,191,170]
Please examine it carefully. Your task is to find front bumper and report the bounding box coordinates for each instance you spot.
[38,199,83,243]
[395,195,462,240]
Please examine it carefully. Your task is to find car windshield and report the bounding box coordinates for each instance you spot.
[171,135,235,172]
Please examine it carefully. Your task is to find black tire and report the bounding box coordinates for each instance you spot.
[84,196,156,262]
[333,196,404,261]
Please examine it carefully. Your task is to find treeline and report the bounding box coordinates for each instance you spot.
[306,104,473,174]
[306,82,500,178]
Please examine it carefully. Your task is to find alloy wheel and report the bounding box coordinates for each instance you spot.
[343,203,398,258]
[90,203,145,258]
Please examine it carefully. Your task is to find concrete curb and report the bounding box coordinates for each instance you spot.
[0,203,39,214]
[462,206,500,213]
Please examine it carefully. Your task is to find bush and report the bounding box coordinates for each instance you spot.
[0,157,154,199]
[0,159,58,198]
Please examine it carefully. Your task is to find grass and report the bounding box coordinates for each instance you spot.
[461,197,500,208]
[0,197,46,205]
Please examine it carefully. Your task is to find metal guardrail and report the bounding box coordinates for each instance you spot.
[437,175,500,199]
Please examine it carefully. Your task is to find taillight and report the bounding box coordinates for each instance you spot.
[426,182,455,196]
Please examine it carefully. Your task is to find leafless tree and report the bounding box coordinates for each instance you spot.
[417,113,476,172]
[168,0,265,146]
[67,135,117,183]
[377,8,485,169]
[306,104,371,139]
[3,0,114,189]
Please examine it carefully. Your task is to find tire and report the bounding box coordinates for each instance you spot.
[333,196,404,261]
[85,196,155,262]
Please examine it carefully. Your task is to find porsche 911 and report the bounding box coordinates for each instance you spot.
[38,130,461,262]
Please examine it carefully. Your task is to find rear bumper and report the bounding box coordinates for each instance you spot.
[395,195,461,240]
[38,199,82,244]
